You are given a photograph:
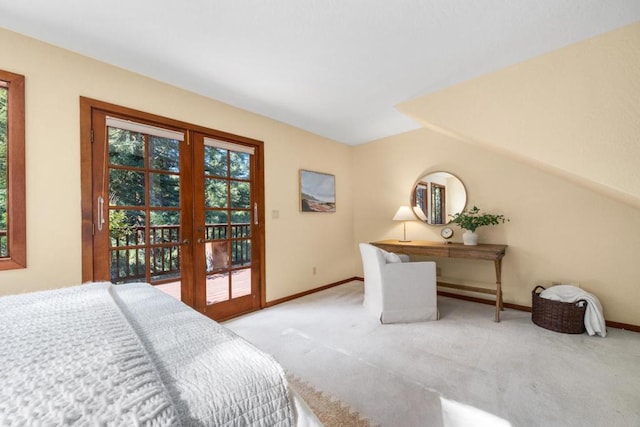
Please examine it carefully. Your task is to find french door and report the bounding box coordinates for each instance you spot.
[83,100,264,320]
[192,133,261,319]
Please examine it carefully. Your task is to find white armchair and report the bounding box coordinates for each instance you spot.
[359,243,438,323]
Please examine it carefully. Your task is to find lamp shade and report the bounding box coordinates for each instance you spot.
[392,206,415,221]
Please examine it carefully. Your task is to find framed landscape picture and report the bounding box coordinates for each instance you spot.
[299,170,336,212]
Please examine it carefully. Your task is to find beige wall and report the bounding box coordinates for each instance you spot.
[2,25,639,326]
[398,22,640,209]
[353,128,640,326]
[0,28,356,301]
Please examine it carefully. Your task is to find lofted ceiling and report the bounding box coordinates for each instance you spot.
[1,1,640,145]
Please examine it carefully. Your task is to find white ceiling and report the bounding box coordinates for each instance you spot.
[1,1,640,145]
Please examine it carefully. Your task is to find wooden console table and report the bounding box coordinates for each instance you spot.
[371,240,508,322]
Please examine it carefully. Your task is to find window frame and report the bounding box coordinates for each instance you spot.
[0,69,26,270]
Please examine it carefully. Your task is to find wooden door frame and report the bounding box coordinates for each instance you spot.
[79,97,267,310]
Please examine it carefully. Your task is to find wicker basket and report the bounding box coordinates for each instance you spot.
[531,285,587,334]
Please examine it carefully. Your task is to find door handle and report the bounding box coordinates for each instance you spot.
[97,196,105,231]
[181,239,191,245]
[254,202,258,225]
[197,238,205,244]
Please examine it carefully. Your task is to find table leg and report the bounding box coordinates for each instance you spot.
[494,258,503,322]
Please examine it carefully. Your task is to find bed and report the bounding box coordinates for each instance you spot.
[0,282,321,426]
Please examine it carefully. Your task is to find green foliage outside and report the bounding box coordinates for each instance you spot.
[108,129,183,231]
[108,127,252,282]
[109,209,136,242]
[449,206,509,233]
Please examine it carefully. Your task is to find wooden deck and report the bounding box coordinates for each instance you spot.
[155,268,251,305]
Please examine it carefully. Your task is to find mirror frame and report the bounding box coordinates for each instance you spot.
[410,171,467,226]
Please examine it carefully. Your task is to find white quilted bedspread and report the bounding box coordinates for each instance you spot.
[0,282,294,427]
[0,283,180,426]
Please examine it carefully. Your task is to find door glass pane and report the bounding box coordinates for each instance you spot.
[108,128,144,167]
[111,248,146,284]
[205,210,228,240]
[150,136,179,172]
[206,272,229,305]
[204,146,227,177]
[109,209,145,247]
[150,245,180,282]
[231,269,251,299]
[232,239,251,267]
[150,172,180,207]
[206,241,230,305]
[205,178,228,208]
[230,181,250,208]
[109,209,145,284]
[110,169,145,206]
[206,241,229,273]
[230,151,250,179]
[149,210,180,244]
[231,211,250,238]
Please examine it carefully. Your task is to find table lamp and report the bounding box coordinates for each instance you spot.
[392,206,416,242]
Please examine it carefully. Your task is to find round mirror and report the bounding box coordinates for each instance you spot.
[411,171,467,225]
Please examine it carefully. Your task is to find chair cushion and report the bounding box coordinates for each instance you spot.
[380,248,403,263]
[397,254,410,262]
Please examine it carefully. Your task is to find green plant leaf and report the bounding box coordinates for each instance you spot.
[449,206,509,232]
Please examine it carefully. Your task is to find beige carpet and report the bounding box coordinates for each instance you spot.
[226,281,640,426]
[288,374,372,427]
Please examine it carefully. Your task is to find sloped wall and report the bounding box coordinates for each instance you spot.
[398,23,640,209]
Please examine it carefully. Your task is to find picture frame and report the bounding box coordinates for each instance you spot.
[299,169,336,212]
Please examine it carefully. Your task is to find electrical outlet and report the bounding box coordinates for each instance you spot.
[436,267,442,277]
[312,266,317,275]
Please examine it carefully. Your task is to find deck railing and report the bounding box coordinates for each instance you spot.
[110,223,251,284]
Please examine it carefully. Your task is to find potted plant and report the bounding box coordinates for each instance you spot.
[449,206,509,245]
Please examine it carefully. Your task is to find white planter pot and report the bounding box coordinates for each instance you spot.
[462,230,478,245]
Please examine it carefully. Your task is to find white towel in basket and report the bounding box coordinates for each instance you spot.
[540,285,606,337]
